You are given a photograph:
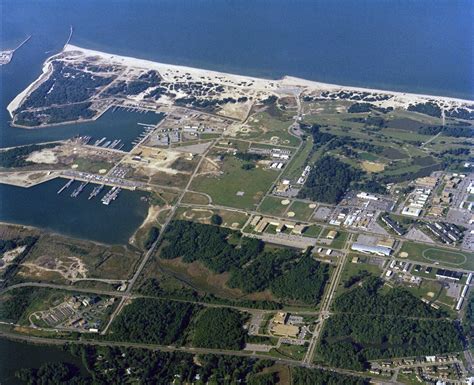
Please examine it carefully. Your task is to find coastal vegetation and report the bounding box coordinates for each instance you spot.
[15,102,96,126]
[0,143,58,168]
[22,62,114,109]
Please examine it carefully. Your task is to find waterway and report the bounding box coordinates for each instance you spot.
[2,107,164,150]
[0,178,149,244]
[0,337,88,385]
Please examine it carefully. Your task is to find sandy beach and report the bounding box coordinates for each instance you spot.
[7,43,474,120]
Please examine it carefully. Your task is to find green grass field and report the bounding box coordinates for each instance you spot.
[399,241,474,270]
[287,200,315,221]
[259,196,289,216]
[282,137,313,180]
[302,225,322,239]
[192,156,279,209]
[243,111,301,147]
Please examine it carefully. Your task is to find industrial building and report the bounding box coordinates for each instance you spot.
[351,242,392,257]
[380,214,405,236]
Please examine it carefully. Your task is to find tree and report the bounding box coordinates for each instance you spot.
[210,214,223,225]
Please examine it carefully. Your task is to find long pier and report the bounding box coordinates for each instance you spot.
[64,25,73,49]
[14,35,32,51]
[57,179,74,194]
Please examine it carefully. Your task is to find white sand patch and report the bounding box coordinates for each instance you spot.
[1,245,27,264]
[26,149,58,164]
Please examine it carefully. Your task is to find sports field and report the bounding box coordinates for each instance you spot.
[399,241,474,270]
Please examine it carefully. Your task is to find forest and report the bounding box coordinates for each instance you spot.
[192,307,248,350]
[15,343,377,385]
[317,277,463,369]
[109,298,199,345]
[0,235,38,285]
[333,277,445,318]
[17,344,281,385]
[464,295,474,347]
[0,143,58,168]
[0,286,48,322]
[159,222,330,304]
[317,313,463,370]
[270,254,329,304]
[159,220,263,273]
[298,156,360,203]
[292,367,369,385]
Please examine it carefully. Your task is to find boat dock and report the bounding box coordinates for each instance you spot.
[101,186,121,205]
[57,179,74,194]
[70,181,89,198]
[88,184,105,200]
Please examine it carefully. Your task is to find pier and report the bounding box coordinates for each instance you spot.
[0,35,32,65]
[101,187,121,205]
[70,181,89,198]
[88,184,105,200]
[57,179,74,194]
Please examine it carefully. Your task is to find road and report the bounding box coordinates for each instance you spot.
[0,330,398,384]
[303,234,351,364]
[101,136,220,334]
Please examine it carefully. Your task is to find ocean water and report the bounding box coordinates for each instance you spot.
[0,0,472,243]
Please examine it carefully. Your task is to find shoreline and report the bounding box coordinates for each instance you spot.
[7,43,474,121]
[64,44,474,105]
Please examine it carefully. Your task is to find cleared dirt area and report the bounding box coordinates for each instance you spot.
[18,232,141,283]
[361,160,385,172]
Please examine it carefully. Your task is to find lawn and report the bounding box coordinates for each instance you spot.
[244,111,301,147]
[302,225,322,239]
[192,156,279,209]
[399,241,474,270]
[287,200,315,221]
[258,196,289,216]
[282,137,313,180]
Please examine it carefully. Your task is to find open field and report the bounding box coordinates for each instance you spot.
[286,200,315,221]
[0,224,141,285]
[242,110,300,147]
[399,241,474,270]
[334,257,384,297]
[258,196,289,216]
[175,207,249,230]
[192,154,279,209]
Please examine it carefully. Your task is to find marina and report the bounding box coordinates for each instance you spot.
[57,178,123,204]
[0,179,148,244]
